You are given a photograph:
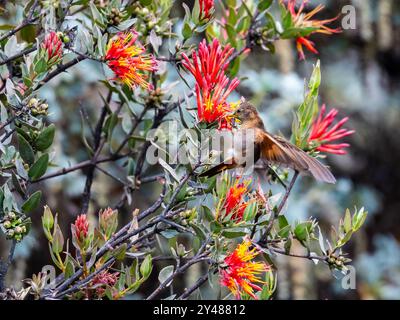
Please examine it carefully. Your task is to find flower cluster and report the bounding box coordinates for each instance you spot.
[309,105,355,155]
[91,270,119,297]
[284,0,341,60]
[42,31,63,63]
[27,97,49,116]
[105,30,158,90]
[223,179,251,221]
[220,240,270,299]
[0,212,30,242]
[199,0,214,21]
[182,39,240,129]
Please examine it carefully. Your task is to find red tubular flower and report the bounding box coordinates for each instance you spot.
[74,214,89,241]
[309,105,355,155]
[105,30,158,90]
[181,39,240,129]
[42,31,63,62]
[199,0,214,21]
[220,240,270,299]
[284,0,341,60]
[224,179,250,220]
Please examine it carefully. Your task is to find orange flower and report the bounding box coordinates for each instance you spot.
[284,0,341,60]
[181,39,240,129]
[220,240,269,299]
[105,30,158,90]
[224,179,251,220]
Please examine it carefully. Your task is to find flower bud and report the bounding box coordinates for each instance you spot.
[74,214,89,242]
[42,31,63,63]
[15,226,23,234]
[3,221,11,229]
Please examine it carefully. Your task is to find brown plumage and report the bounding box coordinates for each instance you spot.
[199,101,336,184]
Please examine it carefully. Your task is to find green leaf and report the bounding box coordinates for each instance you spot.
[258,0,273,11]
[336,230,353,248]
[64,259,75,279]
[139,0,152,6]
[18,134,35,165]
[42,205,54,240]
[112,243,127,261]
[352,207,368,232]
[52,224,64,254]
[225,23,237,47]
[21,190,42,212]
[35,124,55,151]
[158,265,174,285]
[343,208,352,233]
[278,224,291,238]
[34,57,48,74]
[291,61,321,148]
[182,22,192,40]
[191,223,207,241]
[12,172,26,197]
[140,254,153,279]
[20,24,36,43]
[104,113,118,142]
[243,201,258,222]
[28,153,49,180]
[294,221,312,242]
[222,230,247,238]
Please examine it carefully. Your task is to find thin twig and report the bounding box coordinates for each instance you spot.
[81,91,111,213]
[260,171,299,243]
[0,240,17,292]
[178,273,209,300]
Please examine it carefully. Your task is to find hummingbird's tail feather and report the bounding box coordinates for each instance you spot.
[198,160,237,177]
[260,132,336,184]
[292,149,336,184]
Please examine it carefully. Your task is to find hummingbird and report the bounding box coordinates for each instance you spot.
[199,101,336,184]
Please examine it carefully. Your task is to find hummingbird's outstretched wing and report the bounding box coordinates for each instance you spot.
[259,131,336,184]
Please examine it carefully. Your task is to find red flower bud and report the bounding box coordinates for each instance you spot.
[74,214,89,241]
[42,31,63,61]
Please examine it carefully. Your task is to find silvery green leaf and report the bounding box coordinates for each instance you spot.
[310,252,320,265]
[4,36,22,57]
[268,192,282,207]
[0,102,8,123]
[117,18,137,31]
[317,226,326,254]
[158,265,174,286]
[89,2,105,25]
[275,21,283,34]
[158,158,180,183]
[3,183,14,212]
[149,29,162,54]
[121,114,133,134]
[15,158,28,180]
[125,251,148,258]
